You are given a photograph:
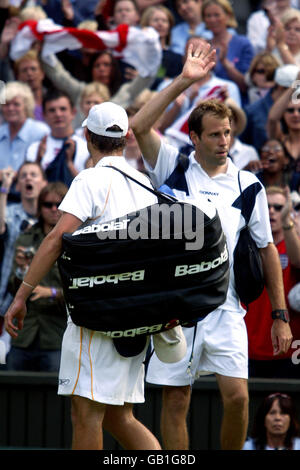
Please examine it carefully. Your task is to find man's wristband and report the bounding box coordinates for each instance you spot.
[0,187,8,194]
[271,309,290,322]
[51,287,57,299]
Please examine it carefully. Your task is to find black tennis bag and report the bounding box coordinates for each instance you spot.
[58,167,230,337]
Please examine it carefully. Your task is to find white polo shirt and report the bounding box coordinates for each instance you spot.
[58,156,158,223]
[144,139,273,314]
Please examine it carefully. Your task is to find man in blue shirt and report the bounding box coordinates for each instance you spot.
[169,0,212,56]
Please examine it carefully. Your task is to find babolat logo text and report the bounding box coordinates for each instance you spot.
[100,324,163,338]
[72,204,205,250]
[69,270,145,289]
[174,245,228,276]
[72,219,130,236]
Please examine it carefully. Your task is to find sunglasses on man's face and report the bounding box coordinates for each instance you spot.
[268,203,284,212]
[42,201,61,209]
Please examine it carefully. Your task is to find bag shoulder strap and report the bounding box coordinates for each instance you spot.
[237,170,248,228]
[162,153,190,195]
[103,165,177,203]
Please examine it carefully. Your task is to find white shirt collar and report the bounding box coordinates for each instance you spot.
[189,152,238,179]
[95,155,126,168]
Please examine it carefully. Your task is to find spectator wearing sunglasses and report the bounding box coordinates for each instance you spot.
[240,63,299,153]
[245,52,280,104]
[267,81,300,190]
[245,186,300,379]
[243,393,300,450]
[5,182,68,371]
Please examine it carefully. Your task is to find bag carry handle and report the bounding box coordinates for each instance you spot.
[104,165,178,203]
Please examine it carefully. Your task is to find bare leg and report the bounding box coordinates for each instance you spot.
[160,385,191,450]
[103,402,161,450]
[216,375,249,450]
[71,395,106,450]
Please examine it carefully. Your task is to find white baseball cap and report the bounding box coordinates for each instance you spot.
[153,326,187,363]
[288,283,300,312]
[82,102,128,138]
[274,64,300,88]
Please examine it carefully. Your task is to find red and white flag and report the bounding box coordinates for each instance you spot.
[10,19,162,77]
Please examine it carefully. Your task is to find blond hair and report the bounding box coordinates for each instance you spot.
[1,81,35,118]
[80,82,111,104]
[266,186,286,197]
[202,0,238,29]
[18,6,47,21]
[14,49,42,75]
[281,8,300,26]
[78,20,98,31]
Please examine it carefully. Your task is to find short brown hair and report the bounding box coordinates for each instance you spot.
[87,127,126,153]
[188,99,232,137]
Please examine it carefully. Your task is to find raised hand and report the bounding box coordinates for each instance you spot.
[181,40,216,84]
[1,167,15,191]
[1,17,21,45]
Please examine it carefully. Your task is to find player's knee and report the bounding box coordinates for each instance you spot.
[223,388,249,412]
[162,385,191,417]
[104,403,135,432]
[71,396,103,428]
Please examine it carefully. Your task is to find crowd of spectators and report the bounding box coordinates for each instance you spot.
[0,0,300,384]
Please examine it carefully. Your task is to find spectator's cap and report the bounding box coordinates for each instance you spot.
[291,190,300,206]
[82,102,128,138]
[225,98,247,136]
[274,64,300,88]
[152,326,187,363]
[288,283,300,312]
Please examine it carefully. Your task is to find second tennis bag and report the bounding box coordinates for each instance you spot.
[58,166,230,337]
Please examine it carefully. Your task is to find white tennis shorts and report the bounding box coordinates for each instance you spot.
[58,319,148,405]
[146,309,248,386]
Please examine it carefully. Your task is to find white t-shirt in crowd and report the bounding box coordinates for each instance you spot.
[26,133,90,172]
[229,138,260,170]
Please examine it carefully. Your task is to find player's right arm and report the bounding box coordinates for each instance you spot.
[131,40,216,169]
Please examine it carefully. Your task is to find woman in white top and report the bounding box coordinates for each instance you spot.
[243,393,300,450]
